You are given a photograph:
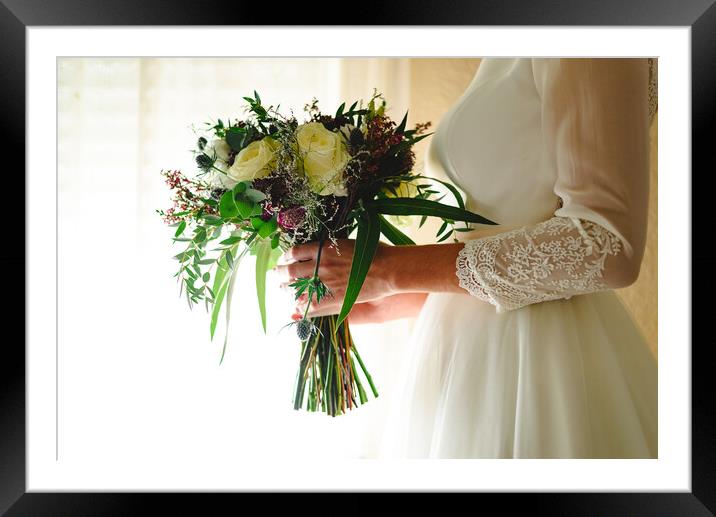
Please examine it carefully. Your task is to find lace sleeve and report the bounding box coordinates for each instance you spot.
[456,216,627,312]
[455,59,651,312]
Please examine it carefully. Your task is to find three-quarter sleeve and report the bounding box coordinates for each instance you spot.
[455,58,651,312]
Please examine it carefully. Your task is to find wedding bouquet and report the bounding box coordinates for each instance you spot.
[157,90,495,416]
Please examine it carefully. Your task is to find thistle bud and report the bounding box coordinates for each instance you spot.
[296,318,313,341]
[195,153,214,173]
[349,127,364,146]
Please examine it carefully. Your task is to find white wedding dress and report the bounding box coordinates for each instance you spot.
[377,58,658,458]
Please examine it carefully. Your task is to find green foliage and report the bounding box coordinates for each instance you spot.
[336,209,380,326]
[289,274,332,320]
[253,238,283,334]
[174,220,187,237]
[378,214,415,246]
[258,215,278,238]
[369,197,497,225]
[209,252,232,340]
[219,191,239,219]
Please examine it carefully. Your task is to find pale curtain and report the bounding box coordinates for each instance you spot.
[58,58,412,462]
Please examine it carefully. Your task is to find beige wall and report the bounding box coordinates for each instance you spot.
[406,58,658,359]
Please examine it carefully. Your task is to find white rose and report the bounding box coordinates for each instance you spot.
[204,138,232,163]
[227,137,278,182]
[295,121,350,197]
[201,139,239,188]
[383,180,419,227]
[209,168,238,189]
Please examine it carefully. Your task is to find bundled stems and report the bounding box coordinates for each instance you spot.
[292,274,379,415]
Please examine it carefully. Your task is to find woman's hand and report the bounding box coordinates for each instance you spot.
[276,239,397,316]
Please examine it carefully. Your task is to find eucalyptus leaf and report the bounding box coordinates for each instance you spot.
[219,191,239,219]
[173,250,192,261]
[193,228,207,243]
[258,216,278,238]
[220,236,242,246]
[250,203,264,217]
[251,216,265,231]
[244,188,267,203]
[235,198,254,219]
[174,221,187,237]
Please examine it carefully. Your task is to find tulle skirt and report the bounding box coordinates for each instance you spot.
[377,290,657,459]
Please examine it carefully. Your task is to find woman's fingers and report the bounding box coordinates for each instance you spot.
[287,242,320,262]
[275,260,315,282]
[295,292,343,318]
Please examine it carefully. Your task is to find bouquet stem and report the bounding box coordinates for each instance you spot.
[292,314,378,416]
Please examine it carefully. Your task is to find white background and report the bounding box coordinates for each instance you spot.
[27,27,690,491]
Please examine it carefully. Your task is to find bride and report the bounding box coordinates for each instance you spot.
[276,58,658,459]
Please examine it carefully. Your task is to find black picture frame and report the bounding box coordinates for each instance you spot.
[4,0,710,513]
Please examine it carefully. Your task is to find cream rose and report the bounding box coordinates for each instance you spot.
[202,138,239,188]
[383,180,420,227]
[227,137,278,182]
[204,138,232,163]
[295,122,350,197]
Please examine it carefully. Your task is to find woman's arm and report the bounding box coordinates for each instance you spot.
[381,223,524,294]
[277,225,521,319]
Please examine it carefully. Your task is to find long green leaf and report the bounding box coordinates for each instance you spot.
[209,264,230,341]
[254,239,275,334]
[336,209,381,326]
[219,265,240,365]
[218,246,249,364]
[378,214,415,246]
[369,197,497,225]
[413,174,466,209]
[209,244,237,340]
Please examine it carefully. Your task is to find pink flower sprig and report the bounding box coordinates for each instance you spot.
[158,169,218,224]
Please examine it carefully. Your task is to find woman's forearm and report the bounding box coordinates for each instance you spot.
[380,225,523,295]
[382,243,466,294]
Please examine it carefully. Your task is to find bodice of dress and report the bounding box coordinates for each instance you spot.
[425,58,652,313]
[427,59,559,226]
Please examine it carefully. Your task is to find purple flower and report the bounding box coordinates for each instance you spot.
[278,207,306,230]
[261,201,275,221]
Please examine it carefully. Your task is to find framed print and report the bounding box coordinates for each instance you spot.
[5,0,710,513]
